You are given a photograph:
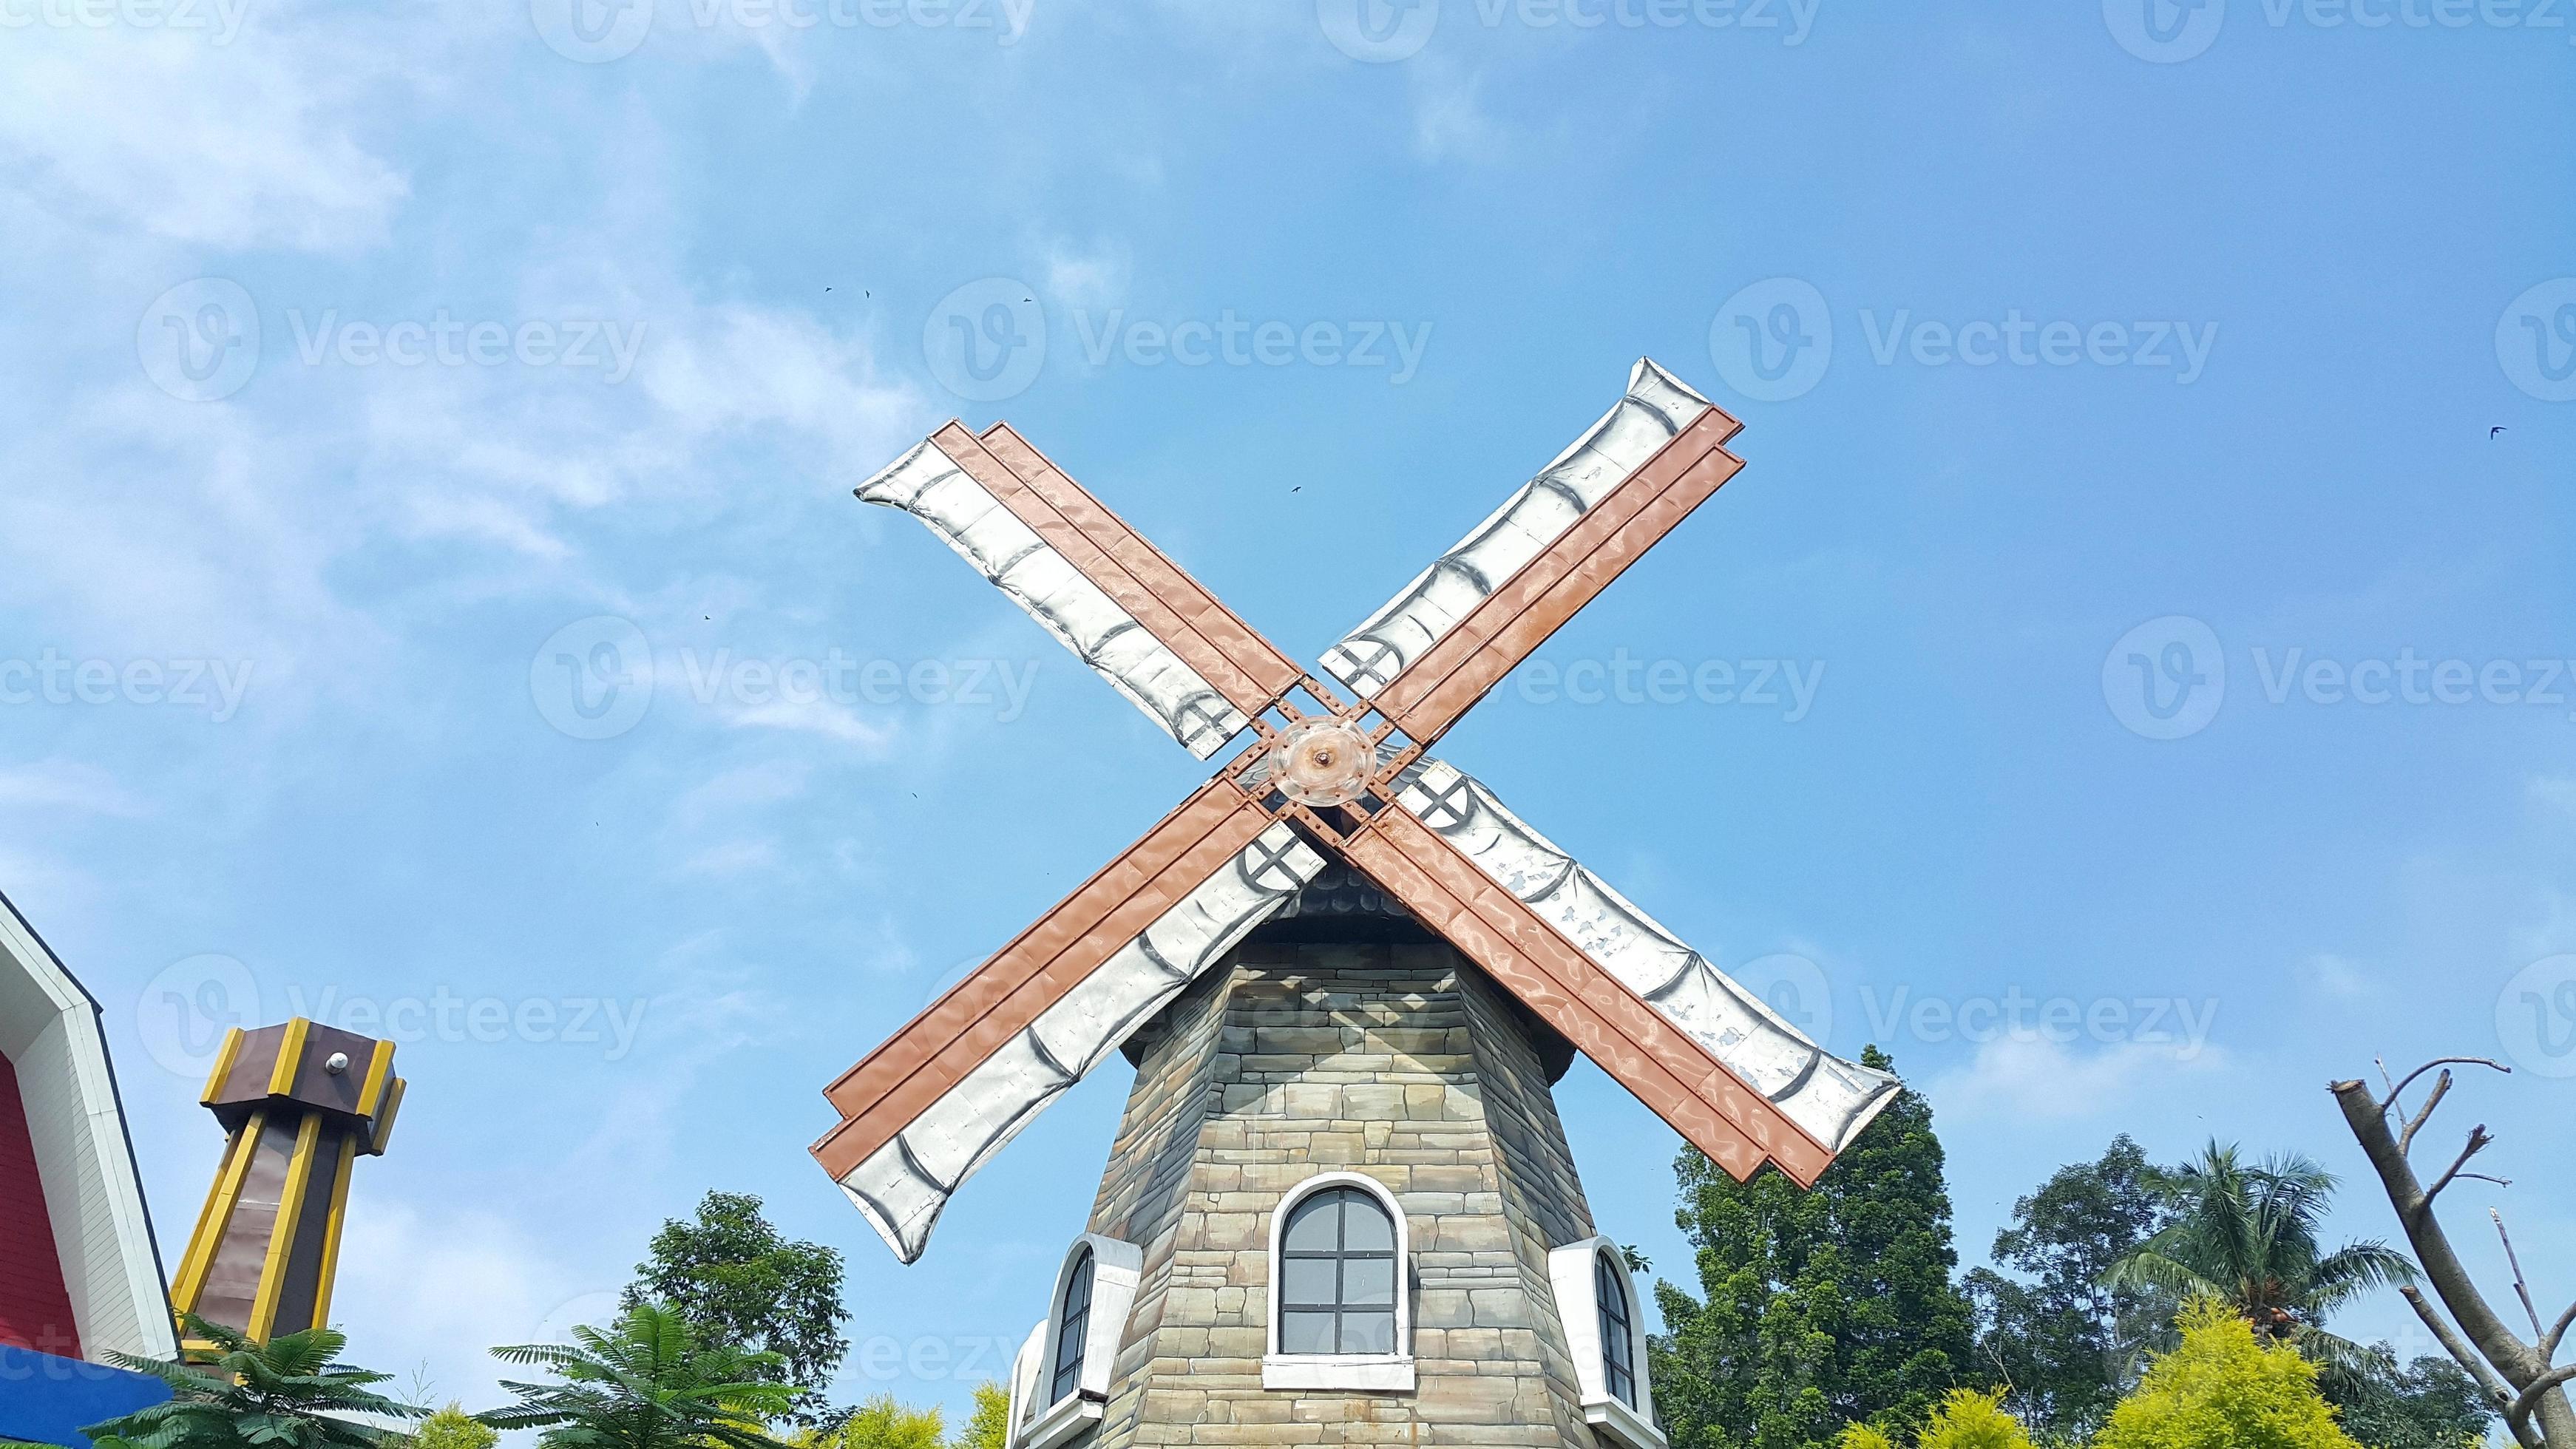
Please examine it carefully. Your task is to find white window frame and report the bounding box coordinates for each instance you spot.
[1262,1170,1415,1393]
[1010,1232,1141,1449]
[1546,1237,1664,1449]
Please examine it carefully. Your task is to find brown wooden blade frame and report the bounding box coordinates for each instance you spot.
[1369,406,1746,746]
[812,778,1271,1180]
[928,421,1300,722]
[1337,804,1833,1187]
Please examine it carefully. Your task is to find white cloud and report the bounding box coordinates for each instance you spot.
[1410,59,1504,164]
[330,1203,592,1411]
[2299,952,2381,1002]
[1928,1034,2230,1123]
[1041,242,1130,312]
[2529,775,2576,819]
[0,760,149,817]
[0,26,410,253]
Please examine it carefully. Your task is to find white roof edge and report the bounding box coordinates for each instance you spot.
[0,888,178,1360]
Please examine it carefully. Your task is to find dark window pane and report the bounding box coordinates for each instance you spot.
[1340,1256,1396,1306]
[1340,1194,1395,1252]
[1279,1257,1339,1307]
[1282,1193,1340,1252]
[1280,1311,1338,1354]
[1341,1311,1397,1354]
[1052,1250,1093,1402]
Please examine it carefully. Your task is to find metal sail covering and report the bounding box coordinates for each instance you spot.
[816,359,1902,1262]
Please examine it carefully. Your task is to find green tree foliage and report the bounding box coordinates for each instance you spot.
[948,1383,1009,1449]
[1651,1048,1979,1449]
[399,1407,497,1449]
[624,1191,850,1421]
[2328,1350,2492,1449]
[2093,1298,2365,1449]
[1963,1136,2177,1441]
[2105,1143,2413,1382]
[1836,1389,2036,1449]
[484,1302,802,1449]
[799,1397,943,1449]
[84,1315,426,1449]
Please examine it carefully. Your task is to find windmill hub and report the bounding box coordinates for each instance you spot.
[1270,716,1374,807]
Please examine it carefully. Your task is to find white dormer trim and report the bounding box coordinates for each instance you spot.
[1262,1170,1415,1393]
[1546,1238,1665,1449]
[1009,1232,1141,1448]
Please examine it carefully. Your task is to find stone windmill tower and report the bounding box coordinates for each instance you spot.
[812,362,1899,1449]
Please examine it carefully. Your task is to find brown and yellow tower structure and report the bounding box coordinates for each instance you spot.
[168,1019,404,1344]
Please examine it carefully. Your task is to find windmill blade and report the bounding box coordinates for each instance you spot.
[813,786,1326,1261]
[1381,757,1900,1173]
[858,424,1299,759]
[1320,359,1744,745]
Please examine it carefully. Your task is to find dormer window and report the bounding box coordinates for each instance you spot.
[1006,1235,1141,1449]
[1547,1236,1664,1449]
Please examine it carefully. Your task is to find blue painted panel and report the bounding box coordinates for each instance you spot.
[0,1346,173,1448]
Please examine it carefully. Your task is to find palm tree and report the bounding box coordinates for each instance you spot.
[2106,1141,2416,1381]
[484,1302,804,1449]
[84,1314,427,1449]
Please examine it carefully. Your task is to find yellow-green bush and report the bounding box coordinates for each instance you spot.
[2092,1299,2364,1449]
[1837,1389,2036,1449]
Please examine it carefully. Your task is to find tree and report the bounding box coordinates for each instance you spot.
[2106,1141,2415,1382]
[84,1316,426,1449]
[1837,1389,2035,1449]
[2093,1298,2365,1449]
[2330,1059,2575,1449]
[2332,1349,2492,1449]
[624,1191,850,1422]
[1963,1136,2176,1441]
[1651,1047,1979,1449]
[948,1383,1009,1449]
[398,1407,498,1449]
[484,1302,803,1449]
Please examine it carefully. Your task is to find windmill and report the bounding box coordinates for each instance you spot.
[813,359,1899,1448]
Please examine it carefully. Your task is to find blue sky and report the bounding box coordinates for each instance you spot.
[3,0,2572,1426]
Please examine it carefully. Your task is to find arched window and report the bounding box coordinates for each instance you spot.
[1051,1247,1094,1404]
[1596,1249,1636,1408]
[1278,1184,1397,1355]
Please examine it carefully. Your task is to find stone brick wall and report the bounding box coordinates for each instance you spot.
[1078,940,1607,1449]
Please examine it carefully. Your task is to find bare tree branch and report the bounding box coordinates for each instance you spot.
[2510,1365,2576,1445]
[2398,1069,2453,1156]
[2424,1127,2498,1204]
[2497,1210,2549,1343]
[2402,1287,2521,1411]
[2379,1056,2511,1115]
[2545,1298,2576,1363]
